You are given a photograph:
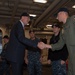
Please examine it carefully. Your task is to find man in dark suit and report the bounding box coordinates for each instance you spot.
[6,12,39,75]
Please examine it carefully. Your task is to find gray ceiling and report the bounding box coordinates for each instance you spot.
[0,0,75,29]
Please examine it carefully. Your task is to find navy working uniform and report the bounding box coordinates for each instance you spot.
[26,38,42,75]
[48,33,68,75]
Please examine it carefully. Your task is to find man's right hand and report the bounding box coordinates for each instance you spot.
[37,42,46,50]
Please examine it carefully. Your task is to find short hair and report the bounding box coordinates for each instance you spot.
[20,12,30,18]
[29,30,35,33]
[56,7,69,16]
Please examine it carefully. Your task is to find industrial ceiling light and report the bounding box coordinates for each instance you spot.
[72,5,75,8]
[33,0,47,3]
[46,24,52,28]
[29,14,36,17]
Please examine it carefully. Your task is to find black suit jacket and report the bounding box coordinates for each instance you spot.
[6,21,37,64]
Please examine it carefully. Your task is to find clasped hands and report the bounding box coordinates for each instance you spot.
[37,42,52,50]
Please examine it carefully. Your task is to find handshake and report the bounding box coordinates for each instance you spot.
[37,42,52,50]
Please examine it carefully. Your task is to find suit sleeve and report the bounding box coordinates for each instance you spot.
[51,32,65,51]
[15,23,37,48]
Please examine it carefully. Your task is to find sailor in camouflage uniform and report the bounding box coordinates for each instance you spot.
[25,30,42,75]
[47,24,68,75]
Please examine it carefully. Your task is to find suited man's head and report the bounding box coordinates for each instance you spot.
[20,12,30,25]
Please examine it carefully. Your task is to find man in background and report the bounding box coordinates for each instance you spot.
[47,24,68,75]
[0,35,10,75]
[25,30,42,75]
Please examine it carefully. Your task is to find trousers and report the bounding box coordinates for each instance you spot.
[52,60,67,75]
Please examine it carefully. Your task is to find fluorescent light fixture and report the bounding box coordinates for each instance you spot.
[46,24,52,27]
[72,5,75,8]
[29,14,36,17]
[46,24,52,28]
[33,0,47,3]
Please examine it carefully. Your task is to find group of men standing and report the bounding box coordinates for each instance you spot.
[0,7,75,75]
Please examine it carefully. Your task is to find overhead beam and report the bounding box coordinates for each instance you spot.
[35,0,71,27]
[33,0,61,27]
